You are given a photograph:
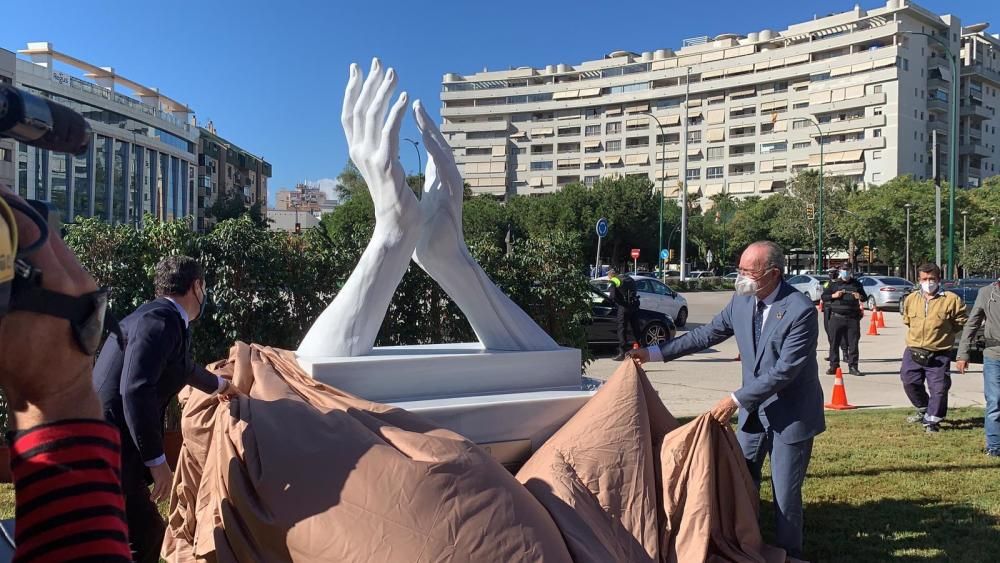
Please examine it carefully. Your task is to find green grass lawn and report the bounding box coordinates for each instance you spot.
[1,407,997,561]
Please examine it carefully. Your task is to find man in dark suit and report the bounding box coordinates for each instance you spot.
[629,241,825,559]
[93,256,239,562]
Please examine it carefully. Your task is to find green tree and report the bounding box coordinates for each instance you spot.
[961,230,1000,277]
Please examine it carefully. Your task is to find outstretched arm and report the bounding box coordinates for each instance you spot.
[298,60,420,357]
[411,101,558,351]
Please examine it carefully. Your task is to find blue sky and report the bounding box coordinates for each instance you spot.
[3,0,997,202]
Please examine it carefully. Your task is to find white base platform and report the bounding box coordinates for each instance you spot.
[297,343,582,403]
[392,389,594,452]
[297,343,593,461]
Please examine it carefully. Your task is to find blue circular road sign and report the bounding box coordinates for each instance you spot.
[596,218,609,238]
[660,249,669,260]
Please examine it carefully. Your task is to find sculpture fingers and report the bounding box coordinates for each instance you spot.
[351,58,384,147]
[341,64,361,144]
[366,68,398,147]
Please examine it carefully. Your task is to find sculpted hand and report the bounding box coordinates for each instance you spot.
[410,101,557,351]
[342,58,419,227]
[709,395,739,426]
[297,60,421,358]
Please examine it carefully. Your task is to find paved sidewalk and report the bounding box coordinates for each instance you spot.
[585,291,986,418]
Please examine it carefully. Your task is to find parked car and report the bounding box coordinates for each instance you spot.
[592,275,690,327]
[858,276,915,310]
[687,270,714,279]
[786,274,830,302]
[586,288,676,348]
[722,272,739,281]
[942,278,995,311]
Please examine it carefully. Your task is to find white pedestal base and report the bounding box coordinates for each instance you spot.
[298,343,582,403]
[297,343,593,463]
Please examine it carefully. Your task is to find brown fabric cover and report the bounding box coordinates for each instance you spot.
[516,359,679,562]
[516,360,784,563]
[660,414,786,563]
[162,342,572,563]
[164,349,783,563]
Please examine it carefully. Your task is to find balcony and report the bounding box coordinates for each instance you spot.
[927,98,949,114]
[960,141,990,158]
[960,103,993,121]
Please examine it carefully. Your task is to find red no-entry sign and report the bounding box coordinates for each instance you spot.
[630,248,640,259]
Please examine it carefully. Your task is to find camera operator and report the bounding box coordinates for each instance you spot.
[0,186,132,562]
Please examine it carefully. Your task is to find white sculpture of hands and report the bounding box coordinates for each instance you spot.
[297,59,419,357]
[411,102,558,351]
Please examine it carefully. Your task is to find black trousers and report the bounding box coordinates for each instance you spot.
[121,442,166,563]
[828,313,861,368]
[617,306,643,353]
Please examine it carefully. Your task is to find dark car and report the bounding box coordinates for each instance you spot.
[942,278,995,310]
[586,288,676,348]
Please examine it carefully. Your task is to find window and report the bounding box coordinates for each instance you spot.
[0,147,9,162]
[558,127,581,136]
[873,84,883,94]
[606,122,622,134]
[686,168,701,180]
[584,175,599,186]
[773,81,789,93]
[901,58,909,71]
[585,144,601,154]
[793,102,809,109]
[707,146,724,160]
[585,125,601,136]
[707,166,723,179]
[872,172,882,182]
[531,144,553,154]
[585,108,601,120]
[793,119,811,130]
[874,128,882,138]
[606,140,622,151]
[608,82,649,95]
[760,142,787,153]
[654,98,681,109]
[466,147,491,156]
[793,141,811,149]
[688,115,703,126]
[872,150,882,160]
[584,161,601,170]
[874,106,883,116]
[625,136,649,148]
[687,131,702,143]
[530,161,553,171]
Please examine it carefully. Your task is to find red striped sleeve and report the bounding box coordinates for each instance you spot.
[8,419,131,563]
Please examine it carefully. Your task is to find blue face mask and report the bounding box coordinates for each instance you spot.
[839,270,849,280]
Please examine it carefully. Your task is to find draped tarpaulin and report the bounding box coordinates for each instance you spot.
[162,344,783,563]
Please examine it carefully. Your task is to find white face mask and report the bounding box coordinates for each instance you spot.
[734,274,758,296]
[921,280,939,294]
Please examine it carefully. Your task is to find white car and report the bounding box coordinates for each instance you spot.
[592,275,690,327]
[786,274,830,302]
[687,271,714,279]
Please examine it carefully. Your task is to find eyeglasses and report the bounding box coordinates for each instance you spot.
[737,267,772,278]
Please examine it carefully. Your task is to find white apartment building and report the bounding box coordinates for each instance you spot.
[440,0,999,202]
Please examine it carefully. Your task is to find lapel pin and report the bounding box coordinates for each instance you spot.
[776,311,785,320]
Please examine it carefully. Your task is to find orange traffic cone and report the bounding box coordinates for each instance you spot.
[876,307,886,328]
[866,312,879,336]
[825,368,857,410]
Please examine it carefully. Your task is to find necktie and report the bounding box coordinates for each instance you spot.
[753,300,766,350]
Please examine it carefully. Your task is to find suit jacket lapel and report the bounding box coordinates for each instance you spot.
[755,283,789,368]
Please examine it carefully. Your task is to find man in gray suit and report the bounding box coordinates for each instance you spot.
[629,241,825,559]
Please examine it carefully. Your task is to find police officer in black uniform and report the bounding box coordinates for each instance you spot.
[608,268,642,361]
[821,265,866,376]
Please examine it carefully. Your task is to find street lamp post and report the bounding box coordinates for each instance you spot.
[679,67,691,281]
[962,210,968,273]
[905,203,912,280]
[640,111,667,281]
[804,117,825,270]
[901,30,959,277]
[402,138,422,177]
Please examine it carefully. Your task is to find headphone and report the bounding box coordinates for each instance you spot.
[0,193,122,355]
